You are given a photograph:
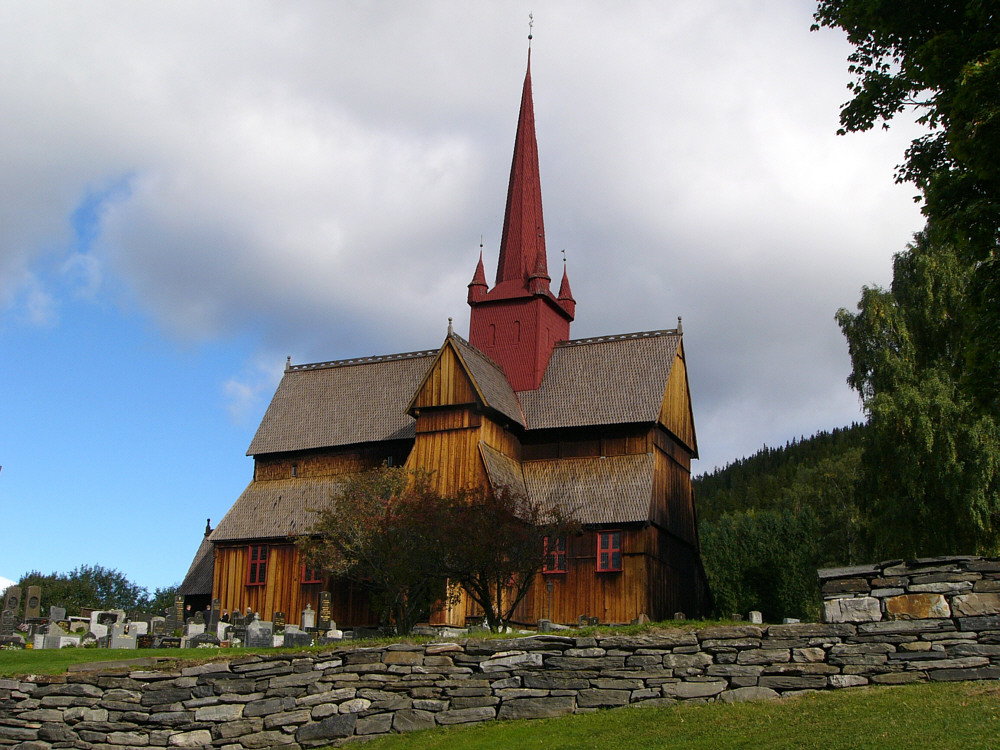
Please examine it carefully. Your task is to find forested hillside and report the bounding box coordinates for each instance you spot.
[694,424,864,621]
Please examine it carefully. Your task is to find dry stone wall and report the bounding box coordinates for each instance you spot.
[2,556,999,749]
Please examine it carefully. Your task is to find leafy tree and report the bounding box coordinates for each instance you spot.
[299,467,453,635]
[435,485,579,632]
[837,228,1000,557]
[700,507,822,622]
[813,0,1000,407]
[17,565,149,617]
[140,584,180,615]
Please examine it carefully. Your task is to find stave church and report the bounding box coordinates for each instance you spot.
[180,49,711,626]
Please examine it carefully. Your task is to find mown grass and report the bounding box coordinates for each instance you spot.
[357,681,1000,750]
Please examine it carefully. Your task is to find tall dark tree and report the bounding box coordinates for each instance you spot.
[435,485,578,632]
[837,228,1000,556]
[17,565,150,617]
[299,467,452,635]
[813,0,1000,408]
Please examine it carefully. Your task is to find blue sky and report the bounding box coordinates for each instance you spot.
[0,1,925,593]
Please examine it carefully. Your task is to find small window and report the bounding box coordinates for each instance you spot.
[301,565,323,584]
[291,464,298,477]
[596,531,621,572]
[543,536,567,574]
[247,544,269,585]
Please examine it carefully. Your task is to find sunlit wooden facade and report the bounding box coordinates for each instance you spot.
[193,52,711,628]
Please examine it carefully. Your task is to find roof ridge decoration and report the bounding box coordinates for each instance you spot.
[287,348,439,372]
[557,328,681,348]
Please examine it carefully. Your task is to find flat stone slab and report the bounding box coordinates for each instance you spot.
[885,594,950,620]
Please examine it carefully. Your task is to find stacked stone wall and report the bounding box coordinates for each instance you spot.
[2,555,999,749]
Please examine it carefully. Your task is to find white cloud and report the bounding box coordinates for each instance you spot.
[0,1,927,470]
[0,576,15,594]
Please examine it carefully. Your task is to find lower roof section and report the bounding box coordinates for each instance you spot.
[480,443,654,526]
[211,477,343,543]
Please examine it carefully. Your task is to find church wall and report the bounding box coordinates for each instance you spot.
[512,528,653,626]
[253,441,412,481]
[658,346,696,454]
[212,543,375,627]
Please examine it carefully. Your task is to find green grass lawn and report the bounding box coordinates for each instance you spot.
[357,682,1000,750]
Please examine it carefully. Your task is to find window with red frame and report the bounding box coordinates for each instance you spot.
[543,536,567,573]
[301,564,323,584]
[596,531,621,572]
[247,544,268,585]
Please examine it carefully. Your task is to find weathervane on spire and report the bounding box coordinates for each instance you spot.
[561,248,566,265]
[528,12,533,47]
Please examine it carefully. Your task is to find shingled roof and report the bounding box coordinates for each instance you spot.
[448,334,524,426]
[518,330,680,430]
[211,477,343,542]
[177,533,215,596]
[480,443,655,525]
[247,350,436,456]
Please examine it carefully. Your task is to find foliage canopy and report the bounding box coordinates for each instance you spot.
[12,565,177,618]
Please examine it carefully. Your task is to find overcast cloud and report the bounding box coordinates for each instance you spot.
[1,1,925,473]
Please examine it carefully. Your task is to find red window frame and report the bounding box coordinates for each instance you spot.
[596,531,622,572]
[247,544,268,585]
[543,536,567,574]
[301,564,323,584]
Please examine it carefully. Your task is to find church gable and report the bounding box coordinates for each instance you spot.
[658,342,698,456]
[409,341,480,411]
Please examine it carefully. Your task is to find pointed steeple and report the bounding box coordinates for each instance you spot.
[558,261,575,316]
[467,250,488,303]
[495,50,545,291]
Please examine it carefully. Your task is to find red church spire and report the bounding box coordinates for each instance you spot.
[558,260,575,317]
[467,250,488,303]
[467,45,575,391]
[495,50,546,292]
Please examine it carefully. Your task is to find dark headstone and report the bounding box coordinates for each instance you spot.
[172,595,185,627]
[245,619,273,648]
[209,599,221,629]
[192,610,205,626]
[231,611,245,628]
[2,585,21,616]
[273,611,286,630]
[0,608,17,636]
[137,634,154,649]
[318,592,332,631]
[282,630,314,648]
[190,632,221,647]
[25,586,41,619]
[157,636,182,649]
[0,634,25,649]
[151,617,166,636]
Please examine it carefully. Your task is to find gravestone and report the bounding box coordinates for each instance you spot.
[231,611,245,628]
[111,624,137,649]
[192,610,205,626]
[49,605,66,622]
[43,622,79,650]
[318,592,332,630]
[2,585,21,615]
[749,611,763,625]
[282,625,313,648]
[81,632,99,648]
[217,622,231,641]
[25,586,41,619]
[136,634,154,649]
[172,595,185,630]
[130,620,148,636]
[158,636,181,648]
[0,608,17,636]
[245,618,273,648]
[186,620,205,637]
[209,599,221,629]
[151,617,166,636]
[273,611,286,630]
[96,611,121,628]
[301,604,315,630]
[190,631,221,648]
[89,622,109,639]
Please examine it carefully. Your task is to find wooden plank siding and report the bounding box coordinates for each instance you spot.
[658,346,696,455]
[212,543,376,627]
[411,343,479,410]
